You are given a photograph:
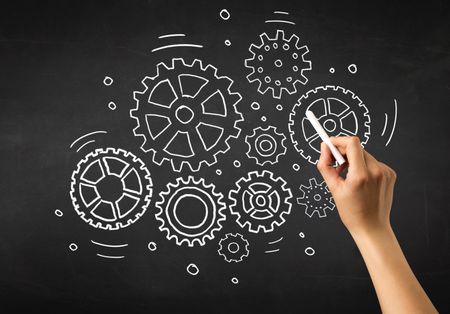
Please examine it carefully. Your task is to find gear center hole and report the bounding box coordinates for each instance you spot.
[313,194,322,201]
[97,175,124,202]
[255,194,267,207]
[175,105,194,124]
[174,195,208,229]
[228,242,240,253]
[260,139,273,152]
[323,119,337,132]
[274,59,283,68]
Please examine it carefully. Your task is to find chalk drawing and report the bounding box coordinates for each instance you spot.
[155,176,226,247]
[216,169,222,175]
[158,33,186,39]
[261,116,267,122]
[289,85,371,165]
[218,233,250,263]
[329,67,335,74]
[299,232,305,238]
[187,263,199,276]
[70,148,153,230]
[103,76,113,86]
[229,170,292,233]
[385,99,398,147]
[231,277,239,284]
[91,240,128,248]
[245,126,287,166]
[245,30,311,99]
[348,64,357,74]
[130,58,243,172]
[96,254,125,259]
[305,247,315,256]
[108,101,117,110]
[69,243,78,251]
[233,160,241,168]
[251,102,260,110]
[54,209,63,217]
[276,104,283,111]
[292,163,300,171]
[148,241,157,251]
[297,178,335,218]
[225,39,231,46]
[70,130,107,150]
[219,9,230,20]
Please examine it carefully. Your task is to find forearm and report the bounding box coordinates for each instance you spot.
[351,226,437,314]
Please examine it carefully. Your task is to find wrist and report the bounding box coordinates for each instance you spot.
[348,223,394,244]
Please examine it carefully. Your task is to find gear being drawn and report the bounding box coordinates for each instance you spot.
[289,85,371,165]
[245,30,312,99]
[130,58,243,172]
[70,148,152,230]
[297,178,335,218]
[218,233,250,263]
[229,170,292,233]
[155,176,226,247]
[245,126,287,166]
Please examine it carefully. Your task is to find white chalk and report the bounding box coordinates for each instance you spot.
[305,110,346,166]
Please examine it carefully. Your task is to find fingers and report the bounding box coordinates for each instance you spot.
[317,142,344,190]
[330,136,367,176]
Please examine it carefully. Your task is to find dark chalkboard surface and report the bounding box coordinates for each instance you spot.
[1,0,449,313]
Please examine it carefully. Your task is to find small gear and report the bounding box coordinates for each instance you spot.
[218,233,250,263]
[229,170,292,233]
[245,30,312,99]
[245,126,287,166]
[130,58,243,172]
[289,85,371,165]
[70,148,152,230]
[297,178,335,218]
[155,176,226,247]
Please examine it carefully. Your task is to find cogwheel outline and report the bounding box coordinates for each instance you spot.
[245,29,312,99]
[288,85,371,165]
[70,147,153,230]
[229,170,293,233]
[297,178,335,218]
[245,125,287,166]
[218,233,250,263]
[155,176,226,247]
[130,58,244,172]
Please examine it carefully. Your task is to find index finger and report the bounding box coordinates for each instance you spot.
[329,136,367,175]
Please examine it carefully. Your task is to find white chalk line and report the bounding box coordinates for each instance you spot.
[273,11,289,15]
[96,253,125,259]
[91,240,128,248]
[265,20,295,25]
[70,131,107,148]
[158,33,186,39]
[76,140,95,152]
[385,99,398,146]
[268,237,283,244]
[381,113,388,136]
[151,44,203,52]
[264,249,280,254]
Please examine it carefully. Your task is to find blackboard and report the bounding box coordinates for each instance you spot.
[1,0,449,313]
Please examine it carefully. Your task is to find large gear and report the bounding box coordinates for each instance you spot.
[297,178,335,218]
[155,176,226,247]
[245,126,287,166]
[130,58,243,172]
[229,170,292,233]
[70,148,152,230]
[218,233,250,263]
[289,85,371,165]
[245,29,312,99]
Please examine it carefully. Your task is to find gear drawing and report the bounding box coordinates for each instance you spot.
[289,85,371,165]
[245,126,287,166]
[70,148,152,230]
[245,29,312,99]
[130,58,243,172]
[218,233,250,263]
[229,170,292,233]
[155,176,226,247]
[297,178,335,218]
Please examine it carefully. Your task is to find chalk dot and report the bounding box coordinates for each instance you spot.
[233,160,241,168]
[276,104,283,111]
[261,116,267,122]
[103,76,113,86]
[69,243,78,252]
[274,59,283,67]
[54,209,63,217]
[224,39,231,46]
[264,76,271,83]
[219,9,230,20]
[257,67,263,73]
[258,55,263,61]
[148,241,157,252]
[286,76,292,82]
[273,43,278,49]
[283,43,290,50]
[187,263,199,276]
[299,232,305,238]
[305,247,315,256]
[216,169,222,175]
[293,65,299,72]
[329,67,335,74]
[251,102,260,110]
[348,64,357,74]
[231,277,239,284]
[108,101,116,110]
[292,163,300,171]
[292,53,298,59]
[264,45,270,51]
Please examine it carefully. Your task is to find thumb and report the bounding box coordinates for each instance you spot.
[317,142,343,191]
